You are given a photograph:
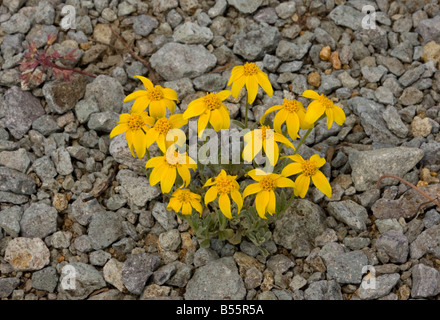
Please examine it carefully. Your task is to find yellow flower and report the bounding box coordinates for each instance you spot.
[110,111,155,159]
[167,188,203,216]
[243,169,295,219]
[146,114,188,153]
[260,98,312,140]
[145,147,197,193]
[300,90,346,129]
[203,169,243,219]
[183,91,231,137]
[281,154,331,199]
[124,75,179,119]
[242,125,294,166]
[228,62,273,104]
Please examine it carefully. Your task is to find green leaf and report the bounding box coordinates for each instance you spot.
[232,120,246,129]
[200,239,211,248]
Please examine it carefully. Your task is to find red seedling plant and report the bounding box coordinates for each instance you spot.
[19,33,96,86]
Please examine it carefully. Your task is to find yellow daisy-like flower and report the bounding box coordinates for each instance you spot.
[183,91,231,137]
[110,111,155,159]
[242,125,294,166]
[260,98,312,140]
[300,90,346,129]
[243,169,295,219]
[145,147,197,193]
[228,62,273,104]
[281,154,331,199]
[146,114,188,153]
[124,75,179,119]
[203,169,243,219]
[167,188,203,216]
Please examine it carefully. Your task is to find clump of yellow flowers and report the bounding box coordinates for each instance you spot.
[111,63,346,254]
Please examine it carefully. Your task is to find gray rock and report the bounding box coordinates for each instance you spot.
[151,202,178,231]
[20,202,58,239]
[133,14,158,36]
[382,106,408,138]
[375,218,403,234]
[399,87,424,106]
[71,193,104,226]
[3,0,26,12]
[159,229,181,251]
[423,209,440,229]
[343,237,371,250]
[32,115,60,137]
[361,65,387,83]
[358,273,400,300]
[75,97,100,124]
[4,237,50,271]
[33,1,55,25]
[329,5,363,30]
[227,0,263,13]
[193,73,227,92]
[43,75,88,115]
[327,200,368,232]
[276,33,314,61]
[0,148,30,174]
[327,250,369,284]
[109,134,149,174]
[73,235,93,253]
[267,254,295,274]
[410,224,440,259]
[122,253,161,295]
[376,231,409,264]
[165,261,193,288]
[348,147,424,191]
[0,167,36,195]
[164,78,195,98]
[2,86,45,139]
[1,13,30,34]
[184,257,246,300]
[254,7,278,25]
[88,211,124,250]
[420,142,440,166]
[52,147,74,176]
[0,191,28,205]
[87,111,119,133]
[103,258,125,292]
[58,262,106,300]
[399,64,425,87]
[153,264,177,285]
[51,231,72,249]
[84,75,124,113]
[173,22,213,45]
[275,1,296,19]
[377,55,405,76]
[0,278,20,298]
[116,170,161,207]
[32,267,59,293]
[411,264,440,298]
[233,25,280,61]
[151,0,178,13]
[319,75,342,94]
[89,250,112,266]
[0,206,22,237]
[416,16,440,44]
[150,43,217,81]
[347,97,400,145]
[304,280,343,300]
[193,247,219,267]
[208,0,227,17]
[273,199,327,257]
[391,41,413,63]
[88,289,124,300]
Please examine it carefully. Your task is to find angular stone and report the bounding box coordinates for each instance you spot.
[329,5,363,30]
[20,202,58,239]
[151,202,178,231]
[122,253,161,295]
[233,25,280,61]
[0,278,20,298]
[0,148,30,173]
[84,75,124,113]
[184,257,246,300]
[71,193,105,226]
[116,169,161,207]
[103,258,125,292]
[227,0,263,13]
[150,43,217,81]
[304,280,343,300]
[410,224,440,259]
[348,147,424,192]
[276,33,314,61]
[88,211,124,250]
[376,231,409,264]
[32,267,59,293]
[173,22,213,45]
[326,250,369,284]
[133,14,158,36]
[416,16,440,44]
[2,86,45,139]
[358,273,400,300]
[327,200,368,232]
[411,264,440,298]
[4,237,50,271]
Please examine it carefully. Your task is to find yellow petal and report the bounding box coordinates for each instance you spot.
[267,190,276,215]
[281,162,303,177]
[164,98,176,115]
[167,197,182,213]
[230,189,243,214]
[295,174,310,198]
[145,155,164,168]
[285,154,305,163]
[255,190,269,219]
[256,71,273,97]
[275,176,296,188]
[300,90,321,100]
[190,199,203,215]
[197,112,210,138]
[209,108,224,132]
[312,170,332,199]
[181,202,192,215]
[310,154,326,168]
[204,186,218,205]
[228,66,244,86]
[156,134,167,153]
[110,123,128,138]
[133,131,147,159]
[134,75,154,90]
[203,177,216,188]
[326,108,334,129]
[274,132,294,149]
[161,166,176,193]
[163,87,178,101]
[247,168,267,182]
[261,104,283,126]
[216,90,231,101]
[272,108,288,133]
[231,75,246,98]
[123,90,147,103]
[168,114,187,129]
[304,100,325,124]
[130,96,150,113]
[246,75,259,104]
[286,113,300,140]
[243,183,262,198]
[218,193,232,219]
[333,106,346,126]
[184,99,206,119]
[149,164,165,186]
[219,106,230,130]
[263,136,279,166]
[177,166,191,187]
[149,100,166,119]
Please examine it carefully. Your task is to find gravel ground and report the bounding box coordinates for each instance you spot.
[1,0,440,300]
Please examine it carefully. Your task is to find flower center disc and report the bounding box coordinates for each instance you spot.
[127,114,145,131]
[204,93,222,110]
[216,177,234,194]
[259,125,273,141]
[283,99,299,113]
[301,160,318,176]
[147,87,164,101]
[318,95,334,109]
[177,190,191,203]
[260,176,276,191]
[166,151,183,167]
[243,62,259,76]
[154,118,171,134]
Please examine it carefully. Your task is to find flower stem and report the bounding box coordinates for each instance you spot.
[245,99,249,128]
[293,128,313,155]
[146,147,150,160]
